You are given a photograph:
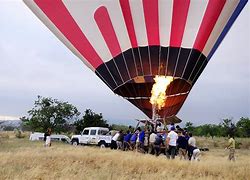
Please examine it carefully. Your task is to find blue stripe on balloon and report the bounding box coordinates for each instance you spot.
[207,0,248,61]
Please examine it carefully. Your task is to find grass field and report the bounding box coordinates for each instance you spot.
[0,131,250,180]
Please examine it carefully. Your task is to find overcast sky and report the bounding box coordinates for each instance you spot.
[0,0,249,126]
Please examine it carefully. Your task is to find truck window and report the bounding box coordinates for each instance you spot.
[90,130,96,135]
[98,130,108,135]
[83,130,89,135]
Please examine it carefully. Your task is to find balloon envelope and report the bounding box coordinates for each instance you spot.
[24,0,248,119]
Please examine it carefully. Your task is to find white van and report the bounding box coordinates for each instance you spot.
[29,132,44,141]
[29,132,71,143]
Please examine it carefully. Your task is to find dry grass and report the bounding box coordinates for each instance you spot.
[0,132,250,180]
[196,136,250,149]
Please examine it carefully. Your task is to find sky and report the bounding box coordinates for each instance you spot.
[0,0,249,126]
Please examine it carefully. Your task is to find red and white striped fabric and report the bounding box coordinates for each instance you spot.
[24,0,248,119]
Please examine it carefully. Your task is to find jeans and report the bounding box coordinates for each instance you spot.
[166,145,176,159]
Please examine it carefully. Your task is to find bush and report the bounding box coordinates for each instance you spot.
[14,129,25,138]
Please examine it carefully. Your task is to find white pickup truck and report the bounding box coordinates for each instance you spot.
[71,127,114,148]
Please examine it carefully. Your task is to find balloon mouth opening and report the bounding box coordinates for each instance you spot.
[114,76,191,98]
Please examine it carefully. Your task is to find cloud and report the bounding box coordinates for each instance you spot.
[0,115,20,121]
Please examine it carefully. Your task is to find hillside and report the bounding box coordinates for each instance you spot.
[0,120,21,130]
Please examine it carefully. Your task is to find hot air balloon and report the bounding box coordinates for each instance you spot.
[23,0,248,122]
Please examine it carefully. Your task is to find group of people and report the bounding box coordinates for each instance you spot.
[110,124,201,161]
[42,124,236,161]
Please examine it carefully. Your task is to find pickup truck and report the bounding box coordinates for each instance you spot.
[71,127,114,148]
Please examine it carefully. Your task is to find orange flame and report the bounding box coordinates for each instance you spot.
[150,76,174,110]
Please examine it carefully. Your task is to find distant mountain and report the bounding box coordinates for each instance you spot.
[0,120,21,130]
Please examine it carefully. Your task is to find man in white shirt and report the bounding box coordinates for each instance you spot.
[188,134,196,147]
[188,133,196,160]
[166,127,178,159]
[110,132,120,149]
[191,148,201,161]
[148,131,157,154]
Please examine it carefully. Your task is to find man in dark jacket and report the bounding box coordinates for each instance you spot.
[154,134,164,156]
[116,130,124,150]
[177,131,188,160]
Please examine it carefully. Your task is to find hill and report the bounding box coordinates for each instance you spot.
[0,120,21,131]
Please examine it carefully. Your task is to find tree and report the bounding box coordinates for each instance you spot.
[219,118,236,137]
[236,117,250,137]
[74,109,108,133]
[193,124,223,138]
[3,126,15,131]
[110,124,133,132]
[21,96,80,133]
[185,121,195,132]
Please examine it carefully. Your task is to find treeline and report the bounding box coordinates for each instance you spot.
[20,96,133,134]
[184,117,250,138]
[21,96,110,134]
[21,96,250,137]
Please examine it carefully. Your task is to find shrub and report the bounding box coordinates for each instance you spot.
[14,129,25,138]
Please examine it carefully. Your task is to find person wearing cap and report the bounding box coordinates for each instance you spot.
[166,126,178,159]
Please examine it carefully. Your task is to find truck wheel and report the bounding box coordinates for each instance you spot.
[99,141,106,148]
[72,140,79,146]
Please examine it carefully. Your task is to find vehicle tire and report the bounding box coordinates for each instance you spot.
[99,141,106,148]
[72,140,79,146]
